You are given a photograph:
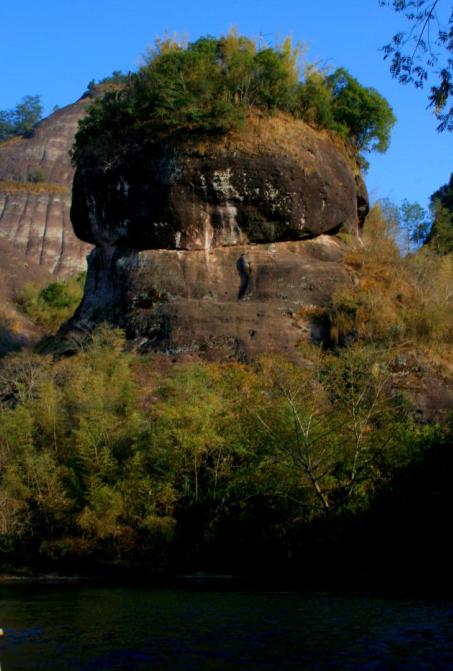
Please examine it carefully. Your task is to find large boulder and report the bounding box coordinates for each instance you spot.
[68,112,368,358]
[71,113,368,250]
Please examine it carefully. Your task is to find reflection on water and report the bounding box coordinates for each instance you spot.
[0,586,453,670]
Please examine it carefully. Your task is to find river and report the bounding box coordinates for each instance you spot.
[0,585,452,670]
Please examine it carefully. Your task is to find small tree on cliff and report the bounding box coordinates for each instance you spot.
[0,95,43,142]
[297,66,396,167]
[326,68,396,154]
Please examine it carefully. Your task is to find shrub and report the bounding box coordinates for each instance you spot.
[15,273,85,332]
[26,169,46,183]
[327,204,453,347]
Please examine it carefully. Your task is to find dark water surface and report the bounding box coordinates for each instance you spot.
[0,585,453,670]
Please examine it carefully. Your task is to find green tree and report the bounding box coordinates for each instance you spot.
[0,95,43,142]
[400,199,431,250]
[326,68,396,154]
[297,66,337,129]
[13,95,43,136]
[426,173,453,253]
[249,350,405,520]
[0,109,15,142]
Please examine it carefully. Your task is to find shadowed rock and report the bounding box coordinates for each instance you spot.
[70,236,353,359]
[71,114,368,250]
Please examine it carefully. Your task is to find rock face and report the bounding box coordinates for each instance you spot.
[0,98,92,276]
[71,236,352,358]
[72,114,367,250]
[70,114,367,358]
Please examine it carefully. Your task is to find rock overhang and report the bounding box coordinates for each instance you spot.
[71,114,368,252]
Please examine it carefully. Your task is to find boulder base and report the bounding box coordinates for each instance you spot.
[71,236,352,358]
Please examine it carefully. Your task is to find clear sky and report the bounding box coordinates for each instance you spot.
[1,0,451,211]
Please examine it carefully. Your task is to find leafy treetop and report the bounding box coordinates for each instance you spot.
[427,172,453,253]
[0,95,43,143]
[72,31,395,170]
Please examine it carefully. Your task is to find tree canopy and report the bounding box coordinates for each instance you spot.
[427,172,453,252]
[380,0,453,131]
[72,32,395,170]
[326,68,396,153]
[0,95,43,142]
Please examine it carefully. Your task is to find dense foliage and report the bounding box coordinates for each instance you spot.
[327,203,453,346]
[0,95,43,143]
[299,67,396,154]
[72,32,395,170]
[0,326,433,575]
[427,172,453,253]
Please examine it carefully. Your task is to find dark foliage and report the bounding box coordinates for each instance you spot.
[427,172,453,252]
[0,95,43,142]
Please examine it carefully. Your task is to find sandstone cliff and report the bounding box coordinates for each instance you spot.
[70,114,368,358]
[0,98,92,276]
[74,236,350,358]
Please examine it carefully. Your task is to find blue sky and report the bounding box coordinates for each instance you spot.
[1,0,451,211]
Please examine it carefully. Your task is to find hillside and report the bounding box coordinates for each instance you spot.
[0,238,52,354]
[0,97,92,276]
[0,33,451,588]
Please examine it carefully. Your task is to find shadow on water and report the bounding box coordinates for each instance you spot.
[1,585,453,670]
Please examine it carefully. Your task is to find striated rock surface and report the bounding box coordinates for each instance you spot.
[0,98,92,276]
[71,236,353,358]
[72,114,368,251]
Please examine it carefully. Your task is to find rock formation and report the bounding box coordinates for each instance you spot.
[70,113,368,358]
[0,97,92,276]
[73,237,351,358]
[72,114,367,250]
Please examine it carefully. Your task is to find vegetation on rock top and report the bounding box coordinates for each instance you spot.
[72,31,396,171]
[0,95,43,143]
